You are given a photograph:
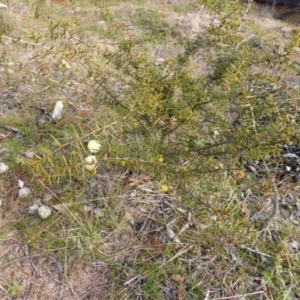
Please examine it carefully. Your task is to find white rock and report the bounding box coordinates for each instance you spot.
[18,180,24,188]
[94,208,104,217]
[290,240,300,250]
[24,152,34,159]
[283,153,298,159]
[153,58,165,66]
[0,162,9,174]
[51,101,64,121]
[120,233,129,242]
[245,189,252,196]
[38,205,52,219]
[19,187,31,198]
[166,227,176,239]
[43,192,53,203]
[28,204,39,215]
[0,3,8,9]
[213,130,220,136]
[210,215,217,221]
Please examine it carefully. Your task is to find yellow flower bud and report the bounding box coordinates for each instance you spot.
[132,121,138,129]
[157,155,163,163]
[236,171,245,179]
[119,160,126,167]
[161,184,169,192]
[181,166,187,172]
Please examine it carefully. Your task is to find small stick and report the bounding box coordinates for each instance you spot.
[260,180,281,240]
[240,245,272,258]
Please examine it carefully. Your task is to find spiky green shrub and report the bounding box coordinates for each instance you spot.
[85,2,299,186]
[2,0,297,188]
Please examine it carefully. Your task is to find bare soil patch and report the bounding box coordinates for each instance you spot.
[0,239,112,300]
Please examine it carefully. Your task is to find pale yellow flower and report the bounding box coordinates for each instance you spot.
[84,155,97,171]
[87,140,101,154]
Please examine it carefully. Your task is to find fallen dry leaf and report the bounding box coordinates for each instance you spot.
[52,203,72,214]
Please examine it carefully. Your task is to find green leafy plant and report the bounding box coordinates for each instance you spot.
[7,281,22,297]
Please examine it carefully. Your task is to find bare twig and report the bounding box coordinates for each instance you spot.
[240,245,272,258]
[1,35,53,51]
[0,124,20,133]
[237,0,253,33]
[260,180,281,240]
[235,34,256,51]
[213,291,264,300]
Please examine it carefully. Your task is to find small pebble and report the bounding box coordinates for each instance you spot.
[0,162,9,174]
[120,233,130,242]
[241,188,252,199]
[51,101,64,121]
[68,256,75,264]
[18,180,24,188]
[290,240,300,250]
[24,152,34,159]
[43,193,53,203]
[94,208,104,217]
[213,130,220,136]
[83,205,92,212]
[245,189,252,196]
[38,205,52,219]
[0,148,8,156]
[153,58,165,66]
[210,215,217,221]
[19,187,31,198]
[166,227,176,239]
[54,261,64,273]
[28,204,39,215]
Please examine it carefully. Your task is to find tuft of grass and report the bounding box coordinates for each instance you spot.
[173,1,198,13]
[132,8,181,39]
[0,9,15,35]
